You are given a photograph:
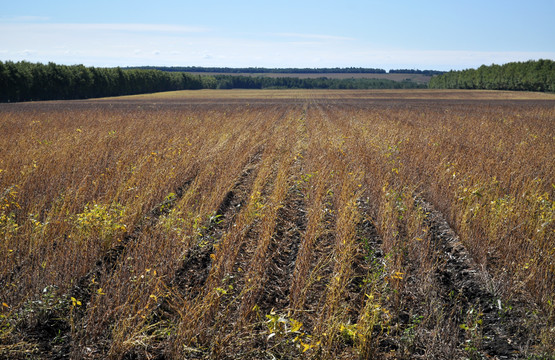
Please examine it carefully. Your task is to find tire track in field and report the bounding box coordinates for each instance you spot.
[143,147,265,359]
[398,199,520,359]
[177,106,311,359]
[253,152,307,315]
[234,106,310,320]
[172,106,294,308]
[168,106,297,354]
[170,148,264,300]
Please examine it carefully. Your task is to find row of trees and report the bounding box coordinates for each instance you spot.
[429,59,555,92]
[0,61,425,102]
[127,66,389,74]
[129,66,445,75]
[213,75,424,89]
[389,69,444,76]
[0,61,211,102]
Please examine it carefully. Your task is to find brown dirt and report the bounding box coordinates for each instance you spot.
[388,199,537,359]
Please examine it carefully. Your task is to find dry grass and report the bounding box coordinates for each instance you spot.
[0,90,553,359]
[114,88,555,101]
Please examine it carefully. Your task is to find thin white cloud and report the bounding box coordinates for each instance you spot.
[75,23,209,33]
[1,15,50,22]
[283,41,323,47]
[0,22,209,33]
[273,32,354,41]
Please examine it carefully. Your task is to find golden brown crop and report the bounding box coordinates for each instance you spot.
[0,90,553,359]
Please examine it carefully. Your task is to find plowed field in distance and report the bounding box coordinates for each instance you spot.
[1,89,554,359]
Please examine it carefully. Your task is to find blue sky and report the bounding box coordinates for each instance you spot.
[1,0,554,70]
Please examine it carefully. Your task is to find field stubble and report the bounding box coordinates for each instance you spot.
[0,90,554,359]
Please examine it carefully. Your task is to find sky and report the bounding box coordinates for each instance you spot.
[1,0,554,71]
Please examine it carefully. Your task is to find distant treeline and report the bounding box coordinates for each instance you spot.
[212,75,424,89]
[388,69,444,76]
[126,66,388,74]
[0,61,209,102]
[127,66,444,75]
[0,61,424,102]
[429,59,555,92]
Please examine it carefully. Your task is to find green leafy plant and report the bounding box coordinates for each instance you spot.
[73,202,127,250]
